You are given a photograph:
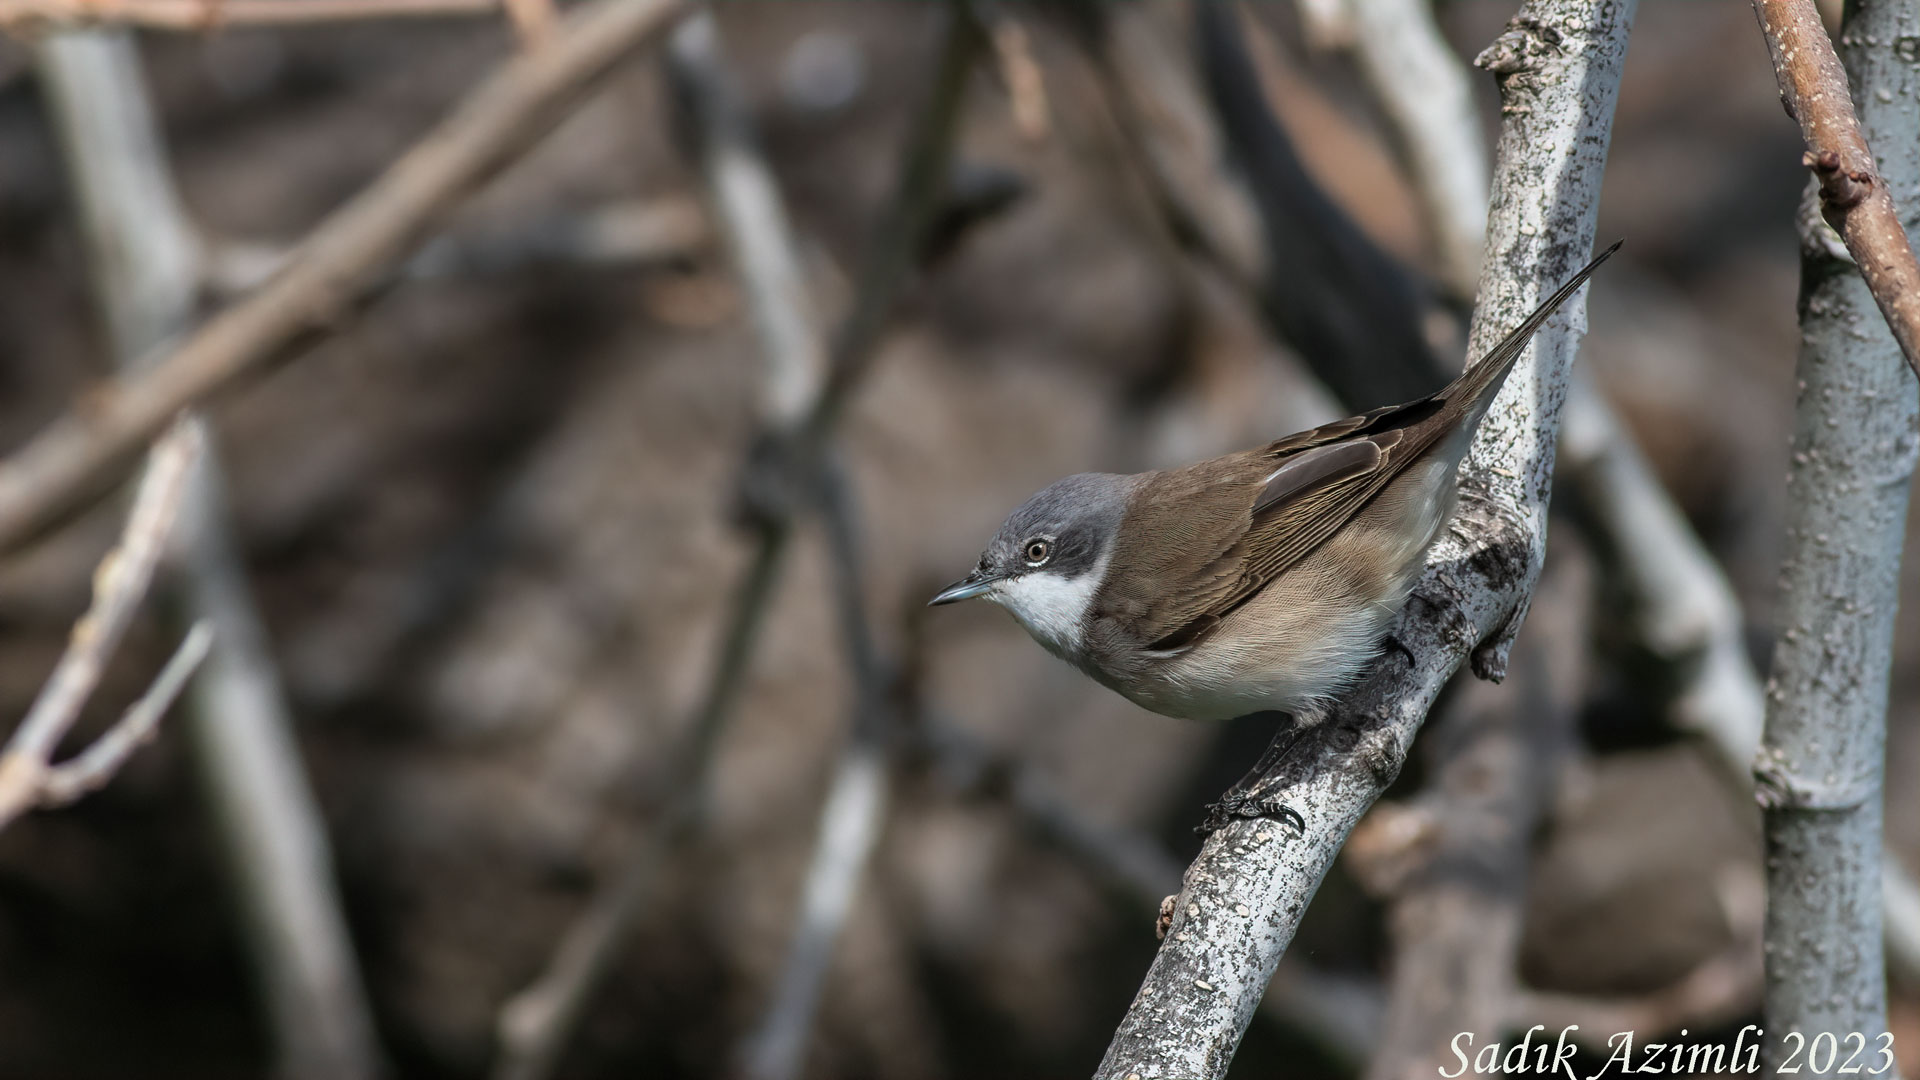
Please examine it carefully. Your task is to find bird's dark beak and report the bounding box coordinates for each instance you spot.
[929,570,995,607]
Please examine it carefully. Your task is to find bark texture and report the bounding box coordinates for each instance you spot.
[1756,0,1918,1065]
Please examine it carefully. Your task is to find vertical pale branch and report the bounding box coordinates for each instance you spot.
[1094,1,1634,1074]
[1334,0,1487,296]
[1334,0,1772,763]
[735,6,981,1075]
[1754,0,1918,1065]
[33,31,383,1080]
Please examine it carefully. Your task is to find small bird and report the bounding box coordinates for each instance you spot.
[930,242,1617,728]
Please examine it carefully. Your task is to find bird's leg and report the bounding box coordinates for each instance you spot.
[1200,713,1310,837]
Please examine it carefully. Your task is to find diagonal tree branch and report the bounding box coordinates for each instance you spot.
[0,0,690,554]
[1324,0,1920,989]
[1751,0,1920,379]
[1094,2,1635,1074]
[0,0,502,32]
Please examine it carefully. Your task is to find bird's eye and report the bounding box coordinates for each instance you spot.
[1024,538,1052,565]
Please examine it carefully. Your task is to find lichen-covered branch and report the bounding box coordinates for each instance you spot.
[1356,549,1589,1080]
[1094,2,1635,1074]
[1754,0,1917,1064]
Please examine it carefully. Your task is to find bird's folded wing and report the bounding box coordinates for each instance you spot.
[1137,398,1453,652]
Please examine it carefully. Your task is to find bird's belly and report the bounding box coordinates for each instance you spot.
[1120,592,1398,720]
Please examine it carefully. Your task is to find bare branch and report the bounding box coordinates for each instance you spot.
[1339,0,1920,991]
[0,0,502,33]
[1095,1,1635,1073]
[0,0,690,553]
[1328,0,1488,297]
[0,419,201,829]
[492,11,980,1080]
[1362,548,1589,1080]
[204,195,711,297]
[1751,0,1920,378]
[33,28,386,1079]
[1754,0,1917,1062]
[39,620,212,805]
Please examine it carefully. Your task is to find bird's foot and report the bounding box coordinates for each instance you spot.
[1155,894,1177,940]
[1198,714,1310,837]
[1199,791,1306,837]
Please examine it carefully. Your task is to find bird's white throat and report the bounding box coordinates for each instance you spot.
[991,564,1103,657]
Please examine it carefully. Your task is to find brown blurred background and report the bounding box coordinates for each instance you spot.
[0,1,1912,1078]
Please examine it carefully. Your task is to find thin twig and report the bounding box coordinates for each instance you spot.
[492,11,980,1080]
[1751,0,1920,378]
[1095,1,1634,1073]
[0,419,201,829]
[0,0,691,553]
[40,620,212,805]
[0,0,501,32]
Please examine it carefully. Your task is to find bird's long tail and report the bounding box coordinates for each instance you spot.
[1447,239,1623,417]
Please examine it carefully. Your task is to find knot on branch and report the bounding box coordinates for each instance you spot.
[1804,149,1874,212]
[1474,16,1563,78]
[1751,748,1878,812]
[733,428,818,530]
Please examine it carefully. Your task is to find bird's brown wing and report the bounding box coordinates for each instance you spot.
[1121,406,1442,653]
[1110,242,1624,653]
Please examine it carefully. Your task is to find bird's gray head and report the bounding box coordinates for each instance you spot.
[929,472,1135,655]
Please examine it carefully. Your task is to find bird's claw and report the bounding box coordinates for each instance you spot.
[1381,632,1416,669]
[1198,792,1307,838]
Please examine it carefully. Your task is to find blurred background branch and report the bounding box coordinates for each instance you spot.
[494,10,980,1080]
[0,420,203,829]
[0,0,688,552]
[33,28,384,1078]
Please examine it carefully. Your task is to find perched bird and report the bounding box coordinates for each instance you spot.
[930,243,1617,727]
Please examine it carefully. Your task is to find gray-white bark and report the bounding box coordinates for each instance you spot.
[1755,0,1917,1065]
[33,31,382,1080]
[1093,1,1635,1075]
